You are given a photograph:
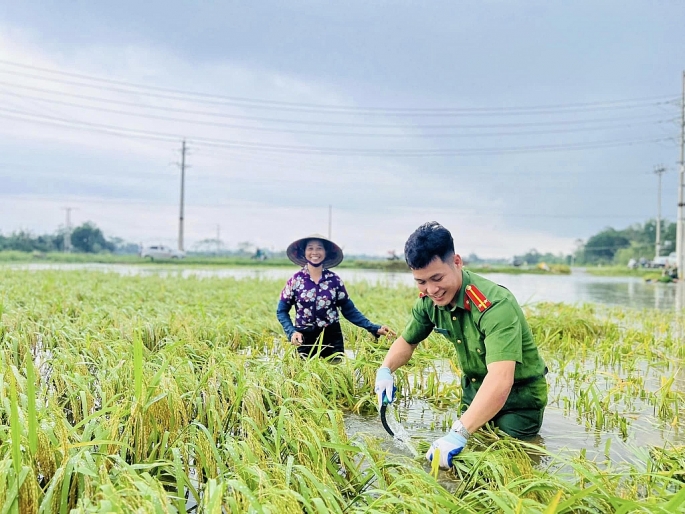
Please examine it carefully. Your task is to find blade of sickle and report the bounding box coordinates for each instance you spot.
[380,403,395,437]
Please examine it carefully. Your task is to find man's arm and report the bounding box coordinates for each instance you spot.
[381,336,418,371]
[460,297,523,433]
[459,360,515,434]
[376,298,432,406]
[425,359,515,469]
[375,336,418,407]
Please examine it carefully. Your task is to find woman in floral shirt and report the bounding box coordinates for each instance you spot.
[277,233,394,359]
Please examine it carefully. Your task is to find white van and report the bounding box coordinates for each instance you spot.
[140,245,185,260]
[666,252,678,267]
[652,252,678,268]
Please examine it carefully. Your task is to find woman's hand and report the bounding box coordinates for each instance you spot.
[376,326,396,338]
[291,332,304,346]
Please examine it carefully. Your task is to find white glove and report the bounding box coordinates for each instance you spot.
[374,366,395,409]
[425,430,467,469]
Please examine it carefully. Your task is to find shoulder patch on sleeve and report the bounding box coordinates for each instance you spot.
[465,284,492,313]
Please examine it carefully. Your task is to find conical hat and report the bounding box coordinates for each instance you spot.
[286,233,344,268]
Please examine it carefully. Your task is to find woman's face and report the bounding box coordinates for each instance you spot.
[305,240,326,265]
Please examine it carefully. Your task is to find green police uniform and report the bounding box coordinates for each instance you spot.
[402,269,547,439]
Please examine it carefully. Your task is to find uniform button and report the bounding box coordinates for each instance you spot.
[452,316,457,321]
[476,348,481,354]
[471,378,476,383]
[457,339,462,344]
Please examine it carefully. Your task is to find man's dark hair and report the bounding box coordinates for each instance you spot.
[404,222,455,269]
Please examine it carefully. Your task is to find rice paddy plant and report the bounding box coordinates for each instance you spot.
[649,445,685,483]
[527,303,620,349]
[653,372,683,425]
[0,269,684,512]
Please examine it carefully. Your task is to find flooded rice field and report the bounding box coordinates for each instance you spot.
[0,267,683,512]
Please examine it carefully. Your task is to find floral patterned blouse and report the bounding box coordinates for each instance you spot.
[280,267,349,330]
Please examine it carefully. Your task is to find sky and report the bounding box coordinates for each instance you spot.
[0,1,683,258]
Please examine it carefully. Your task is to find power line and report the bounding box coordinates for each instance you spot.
[0,87,674,139]
[1,106,674,156]
[6,154,676,184]
[2,59,675,111]
[0,61,678,116]
[0,79,676,130]
[2,165,664,218]
[5,156,672,184]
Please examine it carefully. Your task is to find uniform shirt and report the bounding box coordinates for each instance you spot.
[402,269,546,385]
[280,267,347,329]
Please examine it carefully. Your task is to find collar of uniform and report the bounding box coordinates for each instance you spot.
[437,269,470,312]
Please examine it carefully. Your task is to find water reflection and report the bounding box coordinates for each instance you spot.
[676,281,685,312]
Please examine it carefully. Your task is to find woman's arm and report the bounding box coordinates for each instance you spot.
[276,299,297,339]
[338,297,381,334]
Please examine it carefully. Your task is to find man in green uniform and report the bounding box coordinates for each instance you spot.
[375,222,547,469]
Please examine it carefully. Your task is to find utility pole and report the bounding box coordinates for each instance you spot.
[677,72,685,279]
[61,207,75,253]
[328,204,332,240]
[654,165,666,258]
[178,140,187,252]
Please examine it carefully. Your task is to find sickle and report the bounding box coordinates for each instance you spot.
[380,404,395,437]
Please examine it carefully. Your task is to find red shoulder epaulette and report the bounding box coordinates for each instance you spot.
[465,284,492,313]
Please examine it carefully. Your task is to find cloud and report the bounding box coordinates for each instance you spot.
[0,23,595,257]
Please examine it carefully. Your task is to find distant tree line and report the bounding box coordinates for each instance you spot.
[512,249,570,266]
[1,218,673,264]
[507,218,673,267]
[574,219,675,265]
[0,222,131,253]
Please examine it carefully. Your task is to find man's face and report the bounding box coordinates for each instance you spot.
[411,254,463,307]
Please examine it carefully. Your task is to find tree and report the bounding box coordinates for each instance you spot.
[465,253,482,264]
[511,249,569,265]
[0,230,60,252]
[70,222,114,253]
[109,237,141,254]
[520,249,541,265]
[575,219,677,265]
[583,228,630,264]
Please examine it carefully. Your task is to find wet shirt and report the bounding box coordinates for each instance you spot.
[280,267,349,330]
[401,270,546,385]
